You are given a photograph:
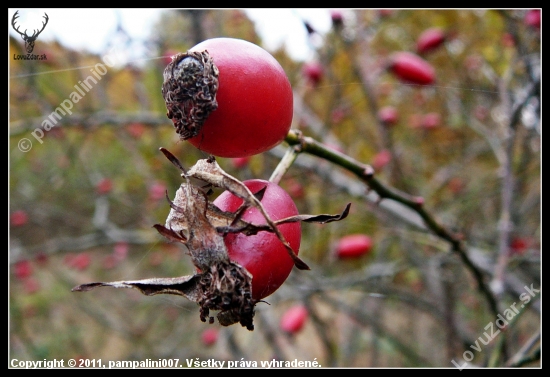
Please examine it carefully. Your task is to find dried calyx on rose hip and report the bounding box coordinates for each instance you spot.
[162,50,219,140]
[72,149,350,331]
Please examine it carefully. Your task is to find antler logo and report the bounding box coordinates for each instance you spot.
[11,10,49,54]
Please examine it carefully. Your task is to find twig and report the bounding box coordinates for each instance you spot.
[319,294,432,367]
[284,129,500,320]
[268,145,301,185]
[505,331,540,367]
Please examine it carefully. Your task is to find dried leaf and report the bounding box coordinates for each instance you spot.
[73,147,351,332]
[71,264,257,330]
[161,148,310,270]
[72,275,202,301]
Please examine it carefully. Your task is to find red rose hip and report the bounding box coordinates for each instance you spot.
[162,38,293,158]
[388,52,436,85]
[524,9,541,30]
[280,304,308,334]
[213,179,301,300]
[378,106,399,126]
[335,234,373,259]
[416,27,447,54]
[302,61,324,86]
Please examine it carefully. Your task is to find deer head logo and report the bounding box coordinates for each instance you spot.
[11,11,49,54]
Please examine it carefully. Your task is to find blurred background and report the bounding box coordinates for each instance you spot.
[9,9,540,368]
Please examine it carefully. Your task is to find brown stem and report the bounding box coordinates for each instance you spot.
[284,129,500,319]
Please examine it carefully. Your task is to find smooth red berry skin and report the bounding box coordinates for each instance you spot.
[416,28,447,54]
[280,304,308,334]
[186,38,293,158]
[335,234,373,259]
[388,52,436,85]
[212,179,301,300]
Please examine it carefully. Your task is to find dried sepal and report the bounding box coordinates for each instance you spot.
[161,148,310,270]
[72,275,202,301]
[162,50,219,140]
[73,147,351,331]
[71,263,257,330]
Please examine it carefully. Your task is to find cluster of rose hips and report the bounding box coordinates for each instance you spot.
[161,38,374,303]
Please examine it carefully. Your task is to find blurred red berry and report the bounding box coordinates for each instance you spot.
[231,156,251,169]
[510,237,530,255]
[126,122,147,139]
[414,196,425,206]
[378,106,399,126]
[96,178,113,195]
[34,251,49,266]
[388,52,436,85]
[331,107,346,124]
[474,105,489,121]
[201,328,219,346]
[280,305,308,334]
[524,9,541,30]
[501,33,516,48]
[11,210,28,227]
[336,234,373,259]
[422,113,442,129]
[330,10,344,27]
[149,181,167,201]
[66,252,91,271]
[372,149,392,171]
[416,27,447,54]
[23,278,40,294]
[284,178,305,199]
[14,260,33,280]
[302,61,324,86]
[447,177,465,194]
[113,241,129,260]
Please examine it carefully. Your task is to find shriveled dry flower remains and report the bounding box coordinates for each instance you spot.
[73,148,350,330]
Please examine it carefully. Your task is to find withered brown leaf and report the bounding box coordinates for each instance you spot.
[72,148,351,331]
